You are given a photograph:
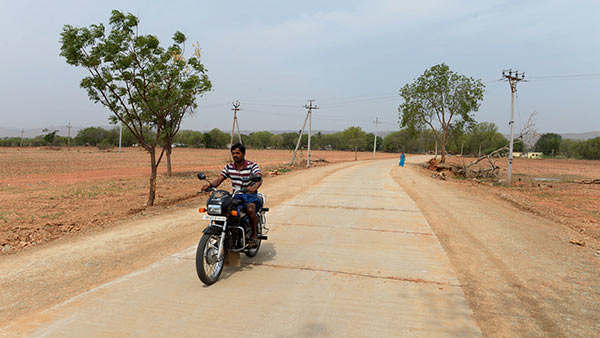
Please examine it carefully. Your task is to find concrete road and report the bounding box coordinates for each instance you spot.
[2,159,481,337]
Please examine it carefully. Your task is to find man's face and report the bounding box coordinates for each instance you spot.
[231,149,244,163]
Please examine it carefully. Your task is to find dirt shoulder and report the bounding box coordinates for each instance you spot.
[392,156,600,337]
[0,160,363,325]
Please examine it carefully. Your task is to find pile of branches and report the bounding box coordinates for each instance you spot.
[453,112,538,179]
[452,145,507,178]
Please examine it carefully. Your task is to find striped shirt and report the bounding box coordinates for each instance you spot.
[220,160,261,192]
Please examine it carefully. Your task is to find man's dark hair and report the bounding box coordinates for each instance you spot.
[231,143,246,153]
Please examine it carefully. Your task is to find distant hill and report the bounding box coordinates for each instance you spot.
[503,131,600,143]
[558,131,600,140]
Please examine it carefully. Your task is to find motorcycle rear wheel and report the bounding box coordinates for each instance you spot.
[196,233,224,285]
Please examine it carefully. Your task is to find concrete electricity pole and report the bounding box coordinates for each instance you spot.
[229,101,242,161]
[502,69,525,185]
[230,101,242,145]
[373,117,381,159]
[305,100,318,168]
[20,129,24,147]
[66,122,72,151]
[290,100,318,167]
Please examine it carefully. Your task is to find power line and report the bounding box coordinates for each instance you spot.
[528,73,600,79]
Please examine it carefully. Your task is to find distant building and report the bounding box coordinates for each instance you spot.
[527,152,543,159]
[513,152,523,158]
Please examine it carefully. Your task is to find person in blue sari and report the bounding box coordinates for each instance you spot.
[399,153,405,167]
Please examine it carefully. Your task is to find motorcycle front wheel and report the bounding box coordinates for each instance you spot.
[196,233,224,285]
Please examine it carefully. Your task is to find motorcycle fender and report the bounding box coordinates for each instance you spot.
[202,226,223,235]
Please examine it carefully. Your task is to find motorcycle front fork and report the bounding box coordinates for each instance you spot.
[217,221,227,260]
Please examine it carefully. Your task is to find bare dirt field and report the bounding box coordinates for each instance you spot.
[0,147,398,255]
[444,156,600,241]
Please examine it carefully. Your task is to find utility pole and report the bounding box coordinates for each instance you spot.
[229,101,242,161]
[118,122,123,153]
[290,116,309,166]
[66,122,72,151]
[305,100,318,168]
[290,100,318,167]
[20,129,24,147]
[373,117,381,159]
[230,100,242,145]
[502,69,525,185]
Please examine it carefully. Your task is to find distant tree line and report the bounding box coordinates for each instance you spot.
[534,133,600,160]
[382,122,514,156]
[3,124,599,160]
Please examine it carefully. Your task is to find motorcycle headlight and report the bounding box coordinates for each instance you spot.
[207,204,222,214]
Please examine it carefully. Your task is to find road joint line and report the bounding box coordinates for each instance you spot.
[281,204,420,212]
[269,222,433,236]
[250,262,460,287]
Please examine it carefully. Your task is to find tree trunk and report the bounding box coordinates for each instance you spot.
[440,128,448,164]
[147,150,157,206]
[166,144,172,177]
[354,146,357,161]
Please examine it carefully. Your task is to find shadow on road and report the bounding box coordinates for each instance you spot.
[215,242,277,282]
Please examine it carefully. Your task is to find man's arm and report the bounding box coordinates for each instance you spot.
[202,174,227,191]
[247,163,262,193]
[248,174,262,193]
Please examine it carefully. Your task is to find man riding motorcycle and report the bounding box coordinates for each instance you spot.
[201,143,263,247]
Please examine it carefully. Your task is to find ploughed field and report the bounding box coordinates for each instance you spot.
[445,156,600,240]
[0,147,398,254]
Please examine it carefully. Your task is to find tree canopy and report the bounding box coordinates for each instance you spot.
[60,10,211,205]
[535,133,562,156]
[399,63,485,163]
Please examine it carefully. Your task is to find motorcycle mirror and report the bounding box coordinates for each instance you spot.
[197,173,206,180]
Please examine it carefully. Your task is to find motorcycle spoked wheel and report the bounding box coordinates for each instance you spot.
[196,233,224,285]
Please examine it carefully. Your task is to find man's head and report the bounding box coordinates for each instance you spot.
[231,143,246,163]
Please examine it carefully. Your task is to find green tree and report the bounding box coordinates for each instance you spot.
[42,129,60,146]
[465,122,507,155]
[60,10,211,205]
[535,133,562,156]
[174,130,204,147]
[248,131,274,149]
[74,127,109,146]
[280,132,299,149]
[203,128,229,149]
[270,134,284,148]
[162,43,211,176]
[399,63,485,163]
[513,139,524,152]
[343,126,366,160]
[580,137,600,160]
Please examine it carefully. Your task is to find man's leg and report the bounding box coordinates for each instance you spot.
[247,202,258,241]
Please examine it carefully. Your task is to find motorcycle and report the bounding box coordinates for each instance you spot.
[195,172,269,285]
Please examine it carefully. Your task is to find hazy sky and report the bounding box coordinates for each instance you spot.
[1,0,598,134]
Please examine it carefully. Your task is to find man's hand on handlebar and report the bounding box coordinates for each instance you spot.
[201,183,213,192]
